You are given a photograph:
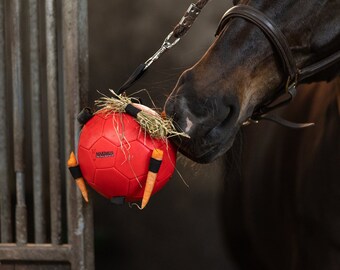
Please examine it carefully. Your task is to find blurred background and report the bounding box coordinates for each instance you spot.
[88,0,233,269]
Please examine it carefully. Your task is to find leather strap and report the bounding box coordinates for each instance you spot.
[216,5,340,84]
[298,50,340,81]
[258,114,315,129]
[216,5,298,80]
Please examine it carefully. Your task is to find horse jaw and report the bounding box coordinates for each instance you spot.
[164,41,281,164]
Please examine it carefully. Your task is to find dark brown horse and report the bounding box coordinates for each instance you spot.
[165,0,339,163]
[165,0,340,269]
[223,79,340,270]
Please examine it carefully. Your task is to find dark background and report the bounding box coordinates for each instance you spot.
[87,0,234,269]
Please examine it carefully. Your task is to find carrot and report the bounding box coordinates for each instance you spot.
[67,151,89,203]
[160,110,167,119]
[141,149,164,209]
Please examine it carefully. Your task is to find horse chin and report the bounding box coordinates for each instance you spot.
[171,128,238,164]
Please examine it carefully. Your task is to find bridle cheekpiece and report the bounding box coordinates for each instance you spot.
[216,4,340,128]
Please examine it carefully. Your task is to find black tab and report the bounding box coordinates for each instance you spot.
[116,63,147,94]
[125,104,141,118]
[69,165,83,179]
[77,107,93,125]
[110,196,125,205]
[148,158,162,173]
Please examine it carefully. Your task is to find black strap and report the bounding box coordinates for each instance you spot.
[116,63,147,95]
[77,107,93,125]
[110,196,125,205]
[69,165,83,180]
[298,50,340,81]
[258,114,314,129]
[125,103,141,118]
[149,158,162,173]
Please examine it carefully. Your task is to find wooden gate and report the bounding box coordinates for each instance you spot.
[0,0,94,269]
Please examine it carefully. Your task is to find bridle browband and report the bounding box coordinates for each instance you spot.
[216,4,340,127]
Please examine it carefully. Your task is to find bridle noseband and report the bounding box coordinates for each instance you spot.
[216,4,340,127]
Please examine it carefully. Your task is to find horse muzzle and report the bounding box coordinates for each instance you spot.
[165,94,240,163]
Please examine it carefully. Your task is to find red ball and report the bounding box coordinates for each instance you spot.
[77,112,176,202]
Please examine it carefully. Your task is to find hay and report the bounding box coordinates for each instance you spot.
[95,90,190,139]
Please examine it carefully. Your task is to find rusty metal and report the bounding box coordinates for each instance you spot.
[10,0,27,245]
[46,0,62,246]
[0,0,12,244]
[29,0,47,244]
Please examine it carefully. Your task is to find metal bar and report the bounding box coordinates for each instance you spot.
[78,0,89,107]
[0,0,12,244]
[62,1,94,269]
[77,1,95,269]
[61,0,81,266]
[10,0,27,245]
[0,244,71,261]
[29,0,46,244]
[46,0,62,245]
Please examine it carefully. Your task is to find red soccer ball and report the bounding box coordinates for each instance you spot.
[77,111,176,203]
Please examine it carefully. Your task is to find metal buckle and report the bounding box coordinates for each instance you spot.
[144,31,180,69]
[144,3,201,70]
[242,118,259,126]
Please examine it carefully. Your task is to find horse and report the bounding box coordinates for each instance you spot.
[222,78,340,270]
[164,0,340,269]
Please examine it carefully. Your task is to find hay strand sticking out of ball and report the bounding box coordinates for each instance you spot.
[95,90,189,140]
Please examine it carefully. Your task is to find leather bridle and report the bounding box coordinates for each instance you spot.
[216,4,340,126]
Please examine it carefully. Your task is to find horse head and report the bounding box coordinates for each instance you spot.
[165,0,340,163]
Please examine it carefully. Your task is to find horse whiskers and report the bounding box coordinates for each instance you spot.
[165,93,180,103]
[223,131,243,178]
